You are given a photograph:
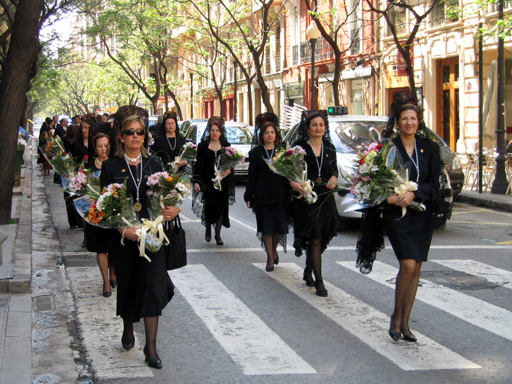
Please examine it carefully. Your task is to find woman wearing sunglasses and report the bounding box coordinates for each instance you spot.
[100,114,179,369]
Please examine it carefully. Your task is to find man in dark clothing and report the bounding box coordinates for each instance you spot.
[55,118,67,138]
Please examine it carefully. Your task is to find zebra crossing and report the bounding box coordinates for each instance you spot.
[67,256,512,380]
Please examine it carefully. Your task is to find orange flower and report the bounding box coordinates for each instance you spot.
[166,176,173,182]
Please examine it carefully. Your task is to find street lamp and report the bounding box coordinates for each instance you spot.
[190,72,194,119]
[307,22,320,110]
[233,61,238,122]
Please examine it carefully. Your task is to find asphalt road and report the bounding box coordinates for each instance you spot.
[32,175,512,384]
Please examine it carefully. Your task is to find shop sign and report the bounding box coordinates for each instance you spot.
[340,66,373,80]
[397,42,413,77]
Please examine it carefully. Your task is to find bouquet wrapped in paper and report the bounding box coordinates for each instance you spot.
[266,145,317,204]
[66,168,101,197]
[348,141,425,217]
[43,136,77,176]
[74,181,163,261]
[212,146,244,190]
[169,142,197,173]
[146,171,191,212]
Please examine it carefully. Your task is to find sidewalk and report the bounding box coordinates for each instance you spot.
[0,144,512,383]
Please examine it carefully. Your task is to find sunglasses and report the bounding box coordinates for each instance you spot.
[123,129,145,136]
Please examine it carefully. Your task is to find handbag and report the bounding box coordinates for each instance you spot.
[165,215,187,270]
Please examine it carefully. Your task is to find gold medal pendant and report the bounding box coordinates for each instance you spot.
[134,201,142,212]
[316,177,322,184]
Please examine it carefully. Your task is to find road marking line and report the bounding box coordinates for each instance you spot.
[338,261,512,343]
[67,267,153,379]
[172,264,317,375]
[431,260,512,290]
[258,262,480,371]
[448,221,512,226]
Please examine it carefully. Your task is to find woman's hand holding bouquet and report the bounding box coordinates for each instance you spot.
[170,142,197,173]
[266,146,318,204]
[213,146,244,190]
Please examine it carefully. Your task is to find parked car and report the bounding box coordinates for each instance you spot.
[180,119,208,136]
[283,114,464,229]
[185,120,253,178]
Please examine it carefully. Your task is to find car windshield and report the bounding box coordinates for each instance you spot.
[225,126,253,144]
[331,120,388,153]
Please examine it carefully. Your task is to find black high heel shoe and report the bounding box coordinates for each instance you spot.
[274,254,279,265]
[303,270,315,287]
[214,235,224,246]
[143,345,162,369]
[388,330,401,342]
[110,279,117,289]
[314,280,328,297]
[205,226,211,242]
[401,330,417,342]
[121,335,135,350]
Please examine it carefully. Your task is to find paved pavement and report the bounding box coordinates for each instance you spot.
[0,143,511,383]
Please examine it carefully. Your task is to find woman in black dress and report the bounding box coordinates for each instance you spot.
[383,104,441,342]
[62,125,81,229]
[85,133,117,297]
[100,114,179,369]
[192,116,234,245]
[244,119,289,272]
[150,112,187,171]
[72,118,96,163]
[290,111,338,297]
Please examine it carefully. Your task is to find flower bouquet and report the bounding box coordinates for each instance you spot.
[74,181,163,261]
[347,141,425,216]
[212,146,244,190]
[66,168,101,197]
[43,136,77,176]
[169,142,197,173]
[146,171,191,211]
[266,146,317,204]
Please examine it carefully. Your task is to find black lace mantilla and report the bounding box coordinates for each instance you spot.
[355,206,385,274]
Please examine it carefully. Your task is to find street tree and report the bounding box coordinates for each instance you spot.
[365,0,440,97]
[304,0,370,107]
[0,0,74,224]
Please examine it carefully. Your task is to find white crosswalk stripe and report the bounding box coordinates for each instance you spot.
[338,261,512,343]
[431,259,512,290]
[256,262,480,371]
[171,264,317,375]
[67,267,154,380]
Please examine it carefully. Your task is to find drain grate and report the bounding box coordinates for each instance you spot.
[421,271,500,290]
[33,295,54,311]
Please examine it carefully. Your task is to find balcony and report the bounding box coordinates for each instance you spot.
[291,37,334,66]
[431,0,459,27]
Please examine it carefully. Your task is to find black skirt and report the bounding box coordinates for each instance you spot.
[254,204,288,235]
[86,223,110,254]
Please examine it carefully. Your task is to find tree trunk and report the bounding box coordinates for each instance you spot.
[0,0,44,224]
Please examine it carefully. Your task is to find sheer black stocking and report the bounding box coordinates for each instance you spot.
[215,216,223,239]
[144,316,159,358]
[308,239,325,291]
[121,319,134,349]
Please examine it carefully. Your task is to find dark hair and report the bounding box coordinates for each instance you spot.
[45,117,52,125]
[382,93,426,139]
[201,116,228,145]
[64,124,80,140]
[92,133,110,157]
[160,111,179,135]
[258,122,281,146]
[297,110,331,142]
[82,118,96,127]
[396,103,420,121]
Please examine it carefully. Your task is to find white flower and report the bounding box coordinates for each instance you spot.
[96,191,112,211]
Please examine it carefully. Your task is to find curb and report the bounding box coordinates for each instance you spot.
[456,192,512,213]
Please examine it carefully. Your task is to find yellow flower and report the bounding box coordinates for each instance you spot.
[166,177,173,182]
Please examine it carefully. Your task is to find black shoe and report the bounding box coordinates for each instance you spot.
[144,346,162,369]
[303,270,315,287]
[401,330,417,342]
[205,226,211,242]
[110,279,117,289]
[81,241,86,248]
[214,235,223,245]
[103,291,111,297]
[121,335,135,350]
[388,330,401,342]
[274,255,279,265]
[314,281,328,297]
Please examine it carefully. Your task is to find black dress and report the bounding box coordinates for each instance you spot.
[85,160,109,254]
[100,156,174,322]
[192,141,234,228]
[290,139,338,255]
[72,138,89,163]
[150,133,186,167]
[382,136,441,262]
[244,145,289,236]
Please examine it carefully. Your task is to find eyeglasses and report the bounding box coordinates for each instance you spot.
[123,129,145,136]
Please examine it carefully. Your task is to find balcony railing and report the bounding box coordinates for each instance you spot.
[292,37,334,66]
[431,0,459,27]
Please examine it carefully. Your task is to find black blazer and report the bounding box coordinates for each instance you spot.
[244,145,290,206]
[100,156,163,220]
[150,133,186,166]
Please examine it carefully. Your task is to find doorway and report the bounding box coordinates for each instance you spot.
[436,58,460,150]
